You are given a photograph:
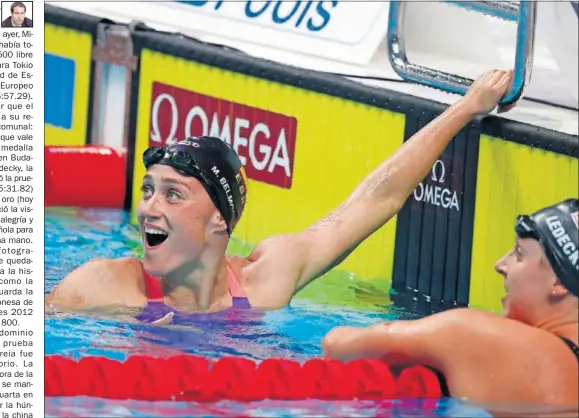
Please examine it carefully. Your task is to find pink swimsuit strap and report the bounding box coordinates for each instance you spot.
[225,263,247,298]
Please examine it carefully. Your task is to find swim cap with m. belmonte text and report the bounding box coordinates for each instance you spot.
[515,198,579,297]
[143,136,248,236]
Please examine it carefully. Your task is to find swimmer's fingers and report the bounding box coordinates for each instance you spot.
[470,69,511,92]
[151,311,174,326]
[491,70,513,98]
[464,69,513,114]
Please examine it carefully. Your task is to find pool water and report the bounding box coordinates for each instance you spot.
[44,207,493,417]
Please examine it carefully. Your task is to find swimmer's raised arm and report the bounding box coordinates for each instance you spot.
[289,70,513,290]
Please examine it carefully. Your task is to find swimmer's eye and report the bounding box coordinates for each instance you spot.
[167,189,181,201]
[140,184,153,198]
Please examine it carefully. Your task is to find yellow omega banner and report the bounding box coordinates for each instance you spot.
[44,24,92,146]
[469,135,579,312]
[131,49,406,281]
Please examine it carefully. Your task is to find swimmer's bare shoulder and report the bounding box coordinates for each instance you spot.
[444,309,578,405]
[325,308,577,405]
[45,257,147,311]
[399,308,578,405]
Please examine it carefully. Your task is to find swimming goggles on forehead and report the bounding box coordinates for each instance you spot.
[515,214,540,240]
[144,146,198,172]
[143,146,216,186]
[143,145,235,235]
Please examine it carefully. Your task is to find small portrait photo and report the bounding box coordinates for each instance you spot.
[1,1,33,28]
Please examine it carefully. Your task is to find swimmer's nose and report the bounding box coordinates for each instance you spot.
[494,253,508,277]
[140,194,163,219]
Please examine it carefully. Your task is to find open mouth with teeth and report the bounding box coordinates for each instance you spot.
[144,227,169,248]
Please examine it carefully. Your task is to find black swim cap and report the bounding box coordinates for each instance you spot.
[142,136,248,236]
[515,198,579,297]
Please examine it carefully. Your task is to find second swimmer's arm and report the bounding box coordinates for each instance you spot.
[290,70,513,290]
[321,308,487,367]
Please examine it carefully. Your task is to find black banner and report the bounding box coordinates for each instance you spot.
[391,111,480,311]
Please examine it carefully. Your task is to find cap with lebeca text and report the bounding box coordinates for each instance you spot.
[515,198,579,296]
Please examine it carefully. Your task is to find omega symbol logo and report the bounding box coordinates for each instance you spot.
[430,160,446,183]
[413,158,460,212]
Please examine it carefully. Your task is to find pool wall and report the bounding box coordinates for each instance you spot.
[45,6,99,146]
[44,5,579,313]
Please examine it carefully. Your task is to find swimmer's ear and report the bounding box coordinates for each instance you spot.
[211,211,228,234]
[551,279,569,299]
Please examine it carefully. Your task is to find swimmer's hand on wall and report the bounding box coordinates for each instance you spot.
[463,69,514,114]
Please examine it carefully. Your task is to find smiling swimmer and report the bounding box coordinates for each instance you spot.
[46,70,517,326]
